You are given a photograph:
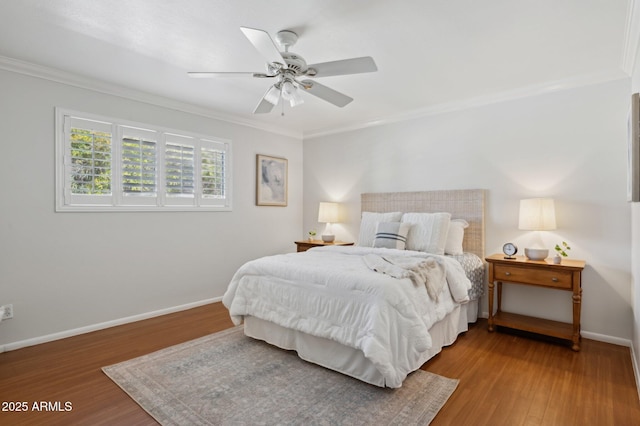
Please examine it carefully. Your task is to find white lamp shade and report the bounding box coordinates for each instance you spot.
[518,198,557,231]
[281,80,295,100]
[281,80,304,107]
[288,88,304,107]
[318,202,339,223]
[264,85,281,106]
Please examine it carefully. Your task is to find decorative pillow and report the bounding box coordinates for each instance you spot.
[445,219,469,255]
[373,222,411,250]
[357,211,403,247]
[401,212,452,254]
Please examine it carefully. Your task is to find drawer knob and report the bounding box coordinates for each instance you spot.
[551,277,559,282]
[504,272,511,276]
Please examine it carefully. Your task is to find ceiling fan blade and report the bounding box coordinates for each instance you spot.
[253,97,276,114]
[188,72,264,78]
[240,27,287,68]
[307,56,377,78]
[299,80,353,107]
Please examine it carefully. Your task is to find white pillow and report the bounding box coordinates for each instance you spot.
[445,219,469,255]
[373,222,411,250]
[357,211,403,247]
[401,212,452,254]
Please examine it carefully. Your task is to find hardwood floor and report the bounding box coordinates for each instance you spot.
[0,303,234,425]
[1,302,638,425]
[426,325,640,425]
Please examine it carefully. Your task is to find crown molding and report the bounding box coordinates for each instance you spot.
[622,0,640,75]
[304,69,628,139]
[0,55,628,143]
[0,55,302,140]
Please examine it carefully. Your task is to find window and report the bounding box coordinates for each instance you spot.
[56,109,232,211]
[165,137,195,198]
[121,127,157,197]
[201,147,226,199]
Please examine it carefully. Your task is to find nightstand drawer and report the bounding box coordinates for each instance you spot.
[493,264,573,289]
[295,240,354,252]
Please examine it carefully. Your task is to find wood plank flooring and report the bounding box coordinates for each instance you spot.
[0,302,638,425]
[425,324,640,425]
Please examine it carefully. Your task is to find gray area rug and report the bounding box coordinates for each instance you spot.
[103,326,458,425]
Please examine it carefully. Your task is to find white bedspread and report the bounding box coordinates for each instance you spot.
[222,246,471,388]
[363,254,449,302]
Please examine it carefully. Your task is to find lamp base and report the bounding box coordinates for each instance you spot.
[525,248,548,260]
[321,234,335,243]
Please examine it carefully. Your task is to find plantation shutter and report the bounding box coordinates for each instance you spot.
[164,134,196,206]
[64,115,114,206]
[200,139,230,207]
[119,126,158,206]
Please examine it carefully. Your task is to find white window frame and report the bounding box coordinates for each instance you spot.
[55,108,232,212]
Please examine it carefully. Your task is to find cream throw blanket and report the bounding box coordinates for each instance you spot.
[363,254,447,301]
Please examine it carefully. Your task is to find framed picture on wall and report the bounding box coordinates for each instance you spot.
[628,93,640,202]
[256,154,288,206]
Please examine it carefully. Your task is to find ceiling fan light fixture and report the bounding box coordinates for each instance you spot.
[288,89,304,107]
[281,80,296,100]
[264,85,281,106]
[280,79,304,107]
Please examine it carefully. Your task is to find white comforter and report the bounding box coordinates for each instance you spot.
[222,246,471,388]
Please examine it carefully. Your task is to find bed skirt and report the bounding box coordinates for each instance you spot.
[244,300,476,387]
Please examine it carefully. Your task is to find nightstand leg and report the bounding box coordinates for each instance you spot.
[488,280,495,332]
[572,286,582,351]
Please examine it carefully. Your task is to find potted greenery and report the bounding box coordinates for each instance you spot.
[553,241,571,264]
[308,230,317,241]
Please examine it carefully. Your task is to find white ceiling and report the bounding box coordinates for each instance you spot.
[0,0,632,138]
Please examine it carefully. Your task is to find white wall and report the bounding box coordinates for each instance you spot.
[630,39,640,393]
[1,65,634,357]
[303,78,632,341]
[0,69,302,347]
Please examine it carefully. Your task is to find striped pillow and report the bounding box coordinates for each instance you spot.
[373,222,411,250]
[357,211,403,247]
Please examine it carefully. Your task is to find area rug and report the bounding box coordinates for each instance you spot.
[103,326,458,425]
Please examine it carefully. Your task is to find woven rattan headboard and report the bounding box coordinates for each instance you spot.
[361,189,486,258]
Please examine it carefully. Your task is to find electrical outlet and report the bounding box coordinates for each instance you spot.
[1,304,13,320]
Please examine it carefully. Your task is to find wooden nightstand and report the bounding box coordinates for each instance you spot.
[485,254,586,351]
[295,240,354,252]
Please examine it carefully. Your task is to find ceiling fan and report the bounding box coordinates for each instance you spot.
[188,27,378,114]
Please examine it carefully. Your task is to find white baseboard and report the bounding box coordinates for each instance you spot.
[0,297,222,353]
[580,330,632,347]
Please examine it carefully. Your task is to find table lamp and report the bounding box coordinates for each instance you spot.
[318,202,339,242]
[518,198,556,260]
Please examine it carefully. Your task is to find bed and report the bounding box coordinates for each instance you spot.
[223,189,486,388]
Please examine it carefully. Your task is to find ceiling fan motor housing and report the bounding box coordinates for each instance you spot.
[281,52,307,74]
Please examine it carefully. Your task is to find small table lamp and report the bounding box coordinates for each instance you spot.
[518,198,556,260]
[318,202,339,242]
